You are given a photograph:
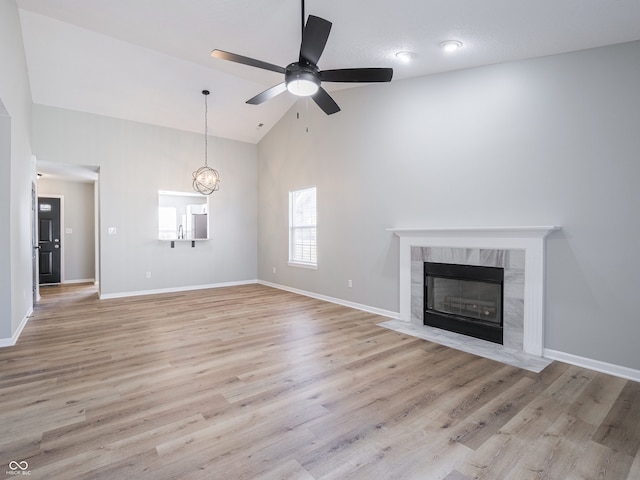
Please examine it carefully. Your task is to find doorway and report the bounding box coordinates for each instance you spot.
[37,196,62,285]
[35,164,100,297]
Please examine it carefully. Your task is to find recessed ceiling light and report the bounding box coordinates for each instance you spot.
[395,51,416,62]
[440,40,463,53]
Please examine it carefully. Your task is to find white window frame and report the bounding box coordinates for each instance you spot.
[288,186,317,269]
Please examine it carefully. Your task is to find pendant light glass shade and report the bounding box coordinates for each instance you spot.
[193,90,220,195]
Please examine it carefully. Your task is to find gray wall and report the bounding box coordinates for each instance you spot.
[0,0,34,340]
[257,41,640,370]
[0,101,11,338]
[37,178,96,283]
[33,106,257,297]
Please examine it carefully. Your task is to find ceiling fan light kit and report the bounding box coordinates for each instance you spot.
[285,64,320,96]
[210,0,393,115]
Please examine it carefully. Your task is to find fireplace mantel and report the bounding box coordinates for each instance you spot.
[388,226,558,238]
[388,226,559,357]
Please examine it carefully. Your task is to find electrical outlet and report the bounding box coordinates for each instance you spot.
[348,280,353,288]
[108,227,117,235]
[273,267,276,274]
[145,272,151,278]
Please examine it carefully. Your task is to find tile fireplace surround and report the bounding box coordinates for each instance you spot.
[381,226,559,372]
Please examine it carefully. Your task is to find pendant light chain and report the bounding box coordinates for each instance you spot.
[204,91,208,167]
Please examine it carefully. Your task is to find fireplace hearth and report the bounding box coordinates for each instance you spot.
[424,262,504,344]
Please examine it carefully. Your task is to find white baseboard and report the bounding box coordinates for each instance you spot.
[259,282,640,382]
[258,280,399,319]
[98,279,258,300]
[544,348,640,382]
[0,308,33,348]
[63,278,95,285]
[101,279,399,319]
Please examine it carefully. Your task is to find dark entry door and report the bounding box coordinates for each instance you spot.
[38,197,61,284]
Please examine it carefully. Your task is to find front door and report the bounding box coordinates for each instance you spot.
[38,197,61,284]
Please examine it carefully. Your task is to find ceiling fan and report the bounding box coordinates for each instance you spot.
[211,0,393,115]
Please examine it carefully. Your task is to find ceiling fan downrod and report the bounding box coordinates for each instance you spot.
[301,0,305,39]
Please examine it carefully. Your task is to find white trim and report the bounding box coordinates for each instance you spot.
[63,278,95,284]
[258,280,399,319]
[545,348,640,383]
[98,279,258,300]
[159,239,210,243]
[389,226,559,357]
[287,261,318,270]
[387,226,558,238]
[0,308,33,348]
[158,190,204,198]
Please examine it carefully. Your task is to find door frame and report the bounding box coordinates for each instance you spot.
[37,194,64,285]
[31,182,39,301]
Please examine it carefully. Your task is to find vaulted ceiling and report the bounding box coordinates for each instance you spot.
[17,0,640,144]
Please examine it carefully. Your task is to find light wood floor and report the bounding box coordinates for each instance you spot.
[1,283,639,479]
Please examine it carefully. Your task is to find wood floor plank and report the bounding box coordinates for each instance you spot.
[507,412,596,478]
[592,380,640,457]
[249,459,315,480]
[452,386,579,478]
[628,449,640,480]
[565,440,636,480]
[447,376,537,450]
[0,283,639,479]
[566,371,628,427]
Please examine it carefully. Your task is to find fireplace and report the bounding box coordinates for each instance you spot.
[424,262,504,344]
[388,226,559,358]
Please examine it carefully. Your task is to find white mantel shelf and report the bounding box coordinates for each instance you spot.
[388,225,560,357]
[387,226,559,238]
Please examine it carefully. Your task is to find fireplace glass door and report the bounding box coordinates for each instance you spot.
[424,262,504,344]
[427,276,502,325]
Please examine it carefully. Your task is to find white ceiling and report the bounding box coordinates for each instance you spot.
[17,0,640,145]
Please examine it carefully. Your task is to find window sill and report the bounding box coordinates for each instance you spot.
[159,238,209,242]
[288,261,317,270]
[160,239,208,248]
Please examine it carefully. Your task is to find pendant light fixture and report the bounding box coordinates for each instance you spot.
[193,90,221,195]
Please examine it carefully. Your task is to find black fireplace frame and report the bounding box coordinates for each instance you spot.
[424,262,504,344]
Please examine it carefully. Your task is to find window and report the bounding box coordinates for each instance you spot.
[289,186,317,267]
[158,190,209,240]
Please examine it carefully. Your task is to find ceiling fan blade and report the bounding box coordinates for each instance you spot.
[312,87,341,115]
[319,68,394,83]
[211,49,286,74]
[246,83,288,105]
[299,15,332,65]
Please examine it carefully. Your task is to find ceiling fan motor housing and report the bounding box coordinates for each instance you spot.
[285,63,320,96]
